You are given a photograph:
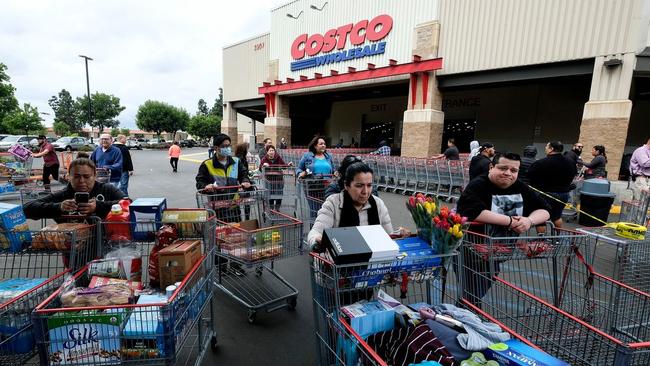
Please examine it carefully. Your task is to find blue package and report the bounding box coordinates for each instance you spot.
[392,237,441,272]
[485,340,570,366]
[123,294,168,358]
[0,202,31,252]
[129,198,167,241]
[341,301,394,338]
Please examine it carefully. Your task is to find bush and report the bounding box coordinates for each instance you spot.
[78,145,94,152]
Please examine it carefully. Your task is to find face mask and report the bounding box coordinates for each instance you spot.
[219,147,232,156]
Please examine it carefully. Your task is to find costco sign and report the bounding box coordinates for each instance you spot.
[290,14,393,72]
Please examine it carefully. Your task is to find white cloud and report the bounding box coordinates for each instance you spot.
[0,0,282,128]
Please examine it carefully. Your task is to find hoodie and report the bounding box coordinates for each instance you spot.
[468,140,480,160]
[518,145,537,184]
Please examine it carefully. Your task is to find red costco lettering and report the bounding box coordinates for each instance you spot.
[291,14,393,60]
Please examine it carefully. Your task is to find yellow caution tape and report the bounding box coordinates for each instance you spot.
[614,222,647,240]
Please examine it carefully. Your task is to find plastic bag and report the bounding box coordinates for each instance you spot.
[60,283,133,307]
[148,225,178,288]
[104,241,142,281]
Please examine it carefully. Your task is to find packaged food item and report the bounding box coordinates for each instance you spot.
[129,198,167,241]
[88,276,143,292]
[31,223,91,251]
[162,209,208,237]
[0,202,31,252]
[104,244,142,282]
[60,284,133,308]
[0,278,47,304]
[148,225,178,288]
[47,309,125,365]
[158,240,202,288]
[484,340,570,366]
[121,294,167,360]
[89,259,125,279]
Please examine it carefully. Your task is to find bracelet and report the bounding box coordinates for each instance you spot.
[527,217,535,227]
[507,216,513,228]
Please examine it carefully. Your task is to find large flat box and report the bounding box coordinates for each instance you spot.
[322,225,399,265]
[392,236,441,273]
[129,198,167,241]
[158,240,202,288]
[0,202,31,252]
[485,340,570,366]
[122,294,167,360]
[162,209,208,237]
[47,309,125,365]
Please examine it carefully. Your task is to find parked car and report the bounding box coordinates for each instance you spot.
[126,139,142,150]
[52,136,92,151]
[0,135,39,151]
[179,139,196,148]
[29,137,57,147]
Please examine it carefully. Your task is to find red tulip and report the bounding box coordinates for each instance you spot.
[408,196,416,207]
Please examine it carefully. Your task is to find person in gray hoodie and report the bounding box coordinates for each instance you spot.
[518,145,537,184]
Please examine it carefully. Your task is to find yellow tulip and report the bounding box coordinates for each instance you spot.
[447,228,453,234]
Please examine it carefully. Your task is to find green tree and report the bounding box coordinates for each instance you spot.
[210,88,223,118]
[0,63,19,132]
[188,114,221,142]
[136,100,189,140]
[53,120,72,136]
[75,92,125,135]
[48,89,82,133]
[197,98,209,116]
[2,103,45,135]
[110,128,120,137]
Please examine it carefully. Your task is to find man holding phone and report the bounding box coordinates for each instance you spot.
[24,157,125,221]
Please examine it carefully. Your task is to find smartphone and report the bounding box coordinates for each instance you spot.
[74,192,89,204]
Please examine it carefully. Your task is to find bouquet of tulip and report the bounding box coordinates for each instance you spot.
[406,193,467,256]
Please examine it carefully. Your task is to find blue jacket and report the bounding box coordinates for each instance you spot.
[90,145,123,182]
[296,151,334,175]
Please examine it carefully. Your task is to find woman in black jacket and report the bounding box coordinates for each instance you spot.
[583,145,608,179]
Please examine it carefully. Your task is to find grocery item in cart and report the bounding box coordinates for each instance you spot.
[129,198,167,240]
[341,300,394,338]
[157,240,202,288]
[162,209,209,237]
[47,309,125,365]
[88,276,143,292]
[0,182,16,193]
[121,293,167,360]
[104,202,132,241]
[31,222,91,250]
[89,258,126,279]
[60,283,133,307]
[484,340,569,366]
[148,224,178,288]
[0,278,47,303]
[8,143,32,161]
[322,225,399,265]
[0,202,31,252]
[104,244,142,281]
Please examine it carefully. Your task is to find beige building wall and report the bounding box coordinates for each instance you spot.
[223,33,270,103]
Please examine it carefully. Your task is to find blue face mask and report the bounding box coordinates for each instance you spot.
[219,146,232,157]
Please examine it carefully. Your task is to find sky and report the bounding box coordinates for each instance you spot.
[0,0,284,129]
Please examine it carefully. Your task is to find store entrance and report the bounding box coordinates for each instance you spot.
[360,120,396,149]
[441,119,476,153]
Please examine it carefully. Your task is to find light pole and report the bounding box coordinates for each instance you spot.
[79,55,93,141]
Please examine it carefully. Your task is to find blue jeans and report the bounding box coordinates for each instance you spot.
[118,172,130,197]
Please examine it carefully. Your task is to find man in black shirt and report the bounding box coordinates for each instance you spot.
[468,142,495,181]
[563,142,583,168]
[456,152,550,307]
[114,135,134,197]
[528,141,577,229]
[434,138,460,160]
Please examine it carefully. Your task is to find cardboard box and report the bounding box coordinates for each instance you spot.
[485,340,570,366]
[158,240,202,288]
[122,294,167,360]
[129,198,167,241]
[0,202,31,252]
[392,236,441,273]
[341,300,394,338]
[47,309,125,365]
[162,209,208,237]
[322,225,399,265]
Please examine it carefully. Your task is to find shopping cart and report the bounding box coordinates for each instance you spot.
[0,153,33,199]
[577,226,650,294]
[0,216,98,365]
[196,187,303,323]
[260,165,298,217]
[620,189,650,226]
[57,151,78,184]
[459,226,650,365]
[310,248,458,366]
[32,210,217,366]
[298,175,336,234]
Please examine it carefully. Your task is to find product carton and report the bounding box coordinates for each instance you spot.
[484,340,570,366]
[121,294,167,360]
[0,202,31,252]
[129,198,167,241]
[47,309,125,365]
[322,225,399,265]
[158,240,202,288]
[162,209,208,237]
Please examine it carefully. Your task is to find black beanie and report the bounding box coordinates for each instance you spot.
[213,134,231,147]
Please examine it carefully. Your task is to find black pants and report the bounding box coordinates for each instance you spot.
[43,164,59,185]
[170,157,179,171]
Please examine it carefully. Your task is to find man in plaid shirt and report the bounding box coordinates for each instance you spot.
[371,140,391,156]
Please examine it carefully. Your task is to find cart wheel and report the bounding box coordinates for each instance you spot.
[210,335,218,352]
[255,266,263,277]
[247,310,257,324]
[287,296,297,310]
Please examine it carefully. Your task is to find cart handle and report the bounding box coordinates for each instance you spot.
[338,316,389,366]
